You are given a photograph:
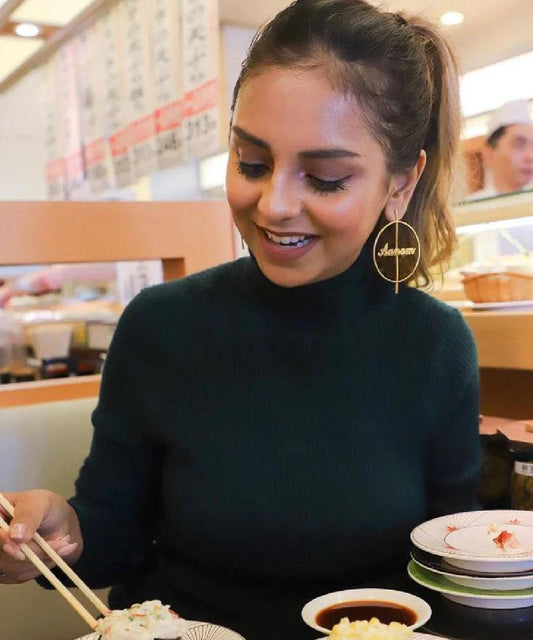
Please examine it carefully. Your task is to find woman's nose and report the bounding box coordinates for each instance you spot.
[257,171,302,222]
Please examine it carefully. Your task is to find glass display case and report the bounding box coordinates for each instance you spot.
[443,190,533,419]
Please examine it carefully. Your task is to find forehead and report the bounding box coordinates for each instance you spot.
[233,66,377,150]
[501,123,533,144]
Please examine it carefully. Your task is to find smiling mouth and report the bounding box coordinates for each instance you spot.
[263,229,316,248]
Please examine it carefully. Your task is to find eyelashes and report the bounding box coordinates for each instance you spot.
[236,161,350,195]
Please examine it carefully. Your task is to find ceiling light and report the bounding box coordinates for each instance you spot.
[440,11,464,26]
[14,23,40,38]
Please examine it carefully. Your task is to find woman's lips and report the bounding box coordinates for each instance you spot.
[256,227,319,261]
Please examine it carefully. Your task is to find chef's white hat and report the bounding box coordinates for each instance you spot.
[486,99,533,139]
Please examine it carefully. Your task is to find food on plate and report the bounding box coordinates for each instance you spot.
[317,601,416,629]
[493,529,522,552]
[328,617,413,640]
[95,600,188,640]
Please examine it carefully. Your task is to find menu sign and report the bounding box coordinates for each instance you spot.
[42,55,66,200]
[57,43,85,199]
[122,0,157,181]
[40,0,221,197]
[182,0,220,158]
[101,5,132,189]
[116,260,164,306]
[77,25,111,194]
[152,0,184,170]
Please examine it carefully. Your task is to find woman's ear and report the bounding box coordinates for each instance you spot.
[384,150,427,222]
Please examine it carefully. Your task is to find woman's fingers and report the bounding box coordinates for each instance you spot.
[0,534,77,583]
[4,490,53,545]
[0,490,82,584]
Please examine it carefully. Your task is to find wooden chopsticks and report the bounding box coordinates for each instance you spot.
[0,492,109,630]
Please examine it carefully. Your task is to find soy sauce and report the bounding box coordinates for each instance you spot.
[316,600,417,629]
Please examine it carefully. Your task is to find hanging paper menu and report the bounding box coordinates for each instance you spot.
[42,55,66,200]
[122,0,157,181]
[56,42,86,199]
[182,0,220,159]
[116,260,164,306]
[77,24,111,195]
[100,5,133,189]
[151,0,185,170]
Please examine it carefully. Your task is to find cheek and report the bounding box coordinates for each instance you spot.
[226,174,256,222]
[317,194,382,240]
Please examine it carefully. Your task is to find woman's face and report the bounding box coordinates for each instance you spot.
[226,66,395,288]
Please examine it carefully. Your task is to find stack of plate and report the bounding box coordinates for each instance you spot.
[408,510,533,609]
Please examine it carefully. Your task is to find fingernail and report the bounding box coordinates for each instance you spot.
[11,523,28,540]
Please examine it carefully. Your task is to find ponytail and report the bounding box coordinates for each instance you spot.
[402,15,461,284]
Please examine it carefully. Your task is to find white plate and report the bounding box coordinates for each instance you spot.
[470,299,533,311]
[408,560,533,609]
[411,510,533,573]
[301,588,431,635]
[316,634,447,639]
[410,546,533,578]
[77,621,245,640]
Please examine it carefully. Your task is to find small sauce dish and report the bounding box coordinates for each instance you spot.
[301,588,431,635]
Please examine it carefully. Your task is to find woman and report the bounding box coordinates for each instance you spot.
[0,1,481,638]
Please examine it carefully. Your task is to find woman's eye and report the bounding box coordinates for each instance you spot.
[236,161,269,180]
[307,174,350,195]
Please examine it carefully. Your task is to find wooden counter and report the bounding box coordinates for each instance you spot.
[460,308,533,418]
[461,308,533,371]
[1,200,235,407]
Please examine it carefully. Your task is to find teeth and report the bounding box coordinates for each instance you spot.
[265,230,312,247]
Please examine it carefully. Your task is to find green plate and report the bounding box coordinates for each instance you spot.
[408,560,533,609]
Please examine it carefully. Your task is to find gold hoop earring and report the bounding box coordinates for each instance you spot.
[372,210,421,294]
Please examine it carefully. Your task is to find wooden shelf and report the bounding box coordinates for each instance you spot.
[453,189,533,227]
[0,375,101,409]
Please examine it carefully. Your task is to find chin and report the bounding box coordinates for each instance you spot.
[258,263,318,288]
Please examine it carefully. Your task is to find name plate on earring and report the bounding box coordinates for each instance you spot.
[372,219,421,293]
[377,242,417,258]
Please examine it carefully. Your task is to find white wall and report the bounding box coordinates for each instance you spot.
[0,69,47,200]
[221,25,256,117]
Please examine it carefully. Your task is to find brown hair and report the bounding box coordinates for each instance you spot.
[231,0,461,286]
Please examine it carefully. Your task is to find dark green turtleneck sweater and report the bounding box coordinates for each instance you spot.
[68,248,480,639]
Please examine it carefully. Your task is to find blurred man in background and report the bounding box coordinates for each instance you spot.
[470,99,533,199]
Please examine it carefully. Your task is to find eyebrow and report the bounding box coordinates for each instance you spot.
[231,125,360,159]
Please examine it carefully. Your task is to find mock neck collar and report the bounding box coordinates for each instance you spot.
[244,240,391,316]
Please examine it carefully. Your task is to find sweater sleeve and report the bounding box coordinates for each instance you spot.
[425,309,482,518]
[67,288,163,588]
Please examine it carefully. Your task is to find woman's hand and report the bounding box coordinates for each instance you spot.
[0,490,83,584]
